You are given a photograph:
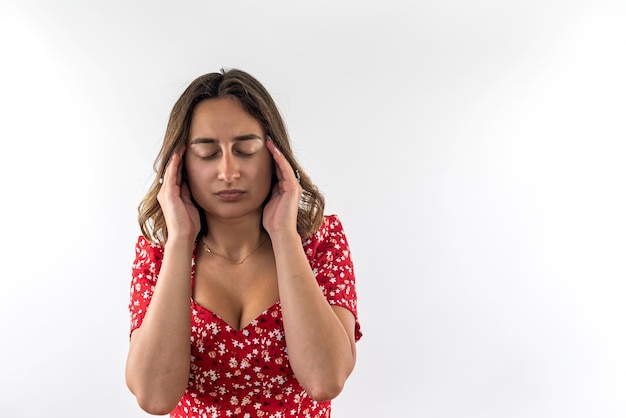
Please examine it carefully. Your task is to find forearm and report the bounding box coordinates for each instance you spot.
[271,231,356,401]
[125,238,194,414]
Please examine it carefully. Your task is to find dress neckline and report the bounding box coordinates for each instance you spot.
[189,239,281,332]
[191,298,281,332]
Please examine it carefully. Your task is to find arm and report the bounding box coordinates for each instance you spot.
[125,149,200,414]
[125,238,194,414]
[271,231,357,402]
[263,140,357,401]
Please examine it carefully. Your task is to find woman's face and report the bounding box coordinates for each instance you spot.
[184,97,273,222]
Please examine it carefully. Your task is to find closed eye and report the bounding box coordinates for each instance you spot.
[200,153,220,160]
[235,150,254,158]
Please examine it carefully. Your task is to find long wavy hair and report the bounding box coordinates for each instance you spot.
[138,68,325,244]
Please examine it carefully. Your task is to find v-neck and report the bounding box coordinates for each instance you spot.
[189,239,280,332]
[191,298,281,332]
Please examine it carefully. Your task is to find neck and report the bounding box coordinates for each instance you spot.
[203,215,267,260]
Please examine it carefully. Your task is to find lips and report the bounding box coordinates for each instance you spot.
[216,189,245,201]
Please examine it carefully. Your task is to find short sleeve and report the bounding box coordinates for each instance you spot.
[305,215,362,341]
[128,236,164,336]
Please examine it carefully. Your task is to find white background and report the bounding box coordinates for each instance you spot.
[1,1,625,417]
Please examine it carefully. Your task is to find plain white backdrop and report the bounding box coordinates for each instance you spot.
[1,0,625,417]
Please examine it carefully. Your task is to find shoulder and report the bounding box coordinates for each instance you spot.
[302,214,350,256]
[134,235,164,256]
[132,235,165,277]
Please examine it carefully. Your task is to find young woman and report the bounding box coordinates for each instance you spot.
[125,68,362,417]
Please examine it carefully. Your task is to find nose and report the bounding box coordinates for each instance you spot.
[217,153,240,183]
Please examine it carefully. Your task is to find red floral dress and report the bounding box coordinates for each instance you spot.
[129,214,362,418]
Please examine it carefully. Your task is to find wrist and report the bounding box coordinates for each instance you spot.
[267,229,302,248]
[164,234,197,252]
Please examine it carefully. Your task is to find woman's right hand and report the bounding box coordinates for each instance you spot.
[157,146,201,242]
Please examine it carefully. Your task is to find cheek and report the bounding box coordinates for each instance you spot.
[183,159,209,197]
[256,156,275,187]
[184,155,213,178]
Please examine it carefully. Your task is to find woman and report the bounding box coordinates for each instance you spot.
[125,68,362,417]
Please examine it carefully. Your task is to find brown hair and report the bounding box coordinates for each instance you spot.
[138,68,325,243]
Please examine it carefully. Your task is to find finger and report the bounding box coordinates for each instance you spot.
[180,180,192,203]
[265,139,284,182]
[176,146,186,185]
[266,138,296,184]
[163,151,180,187]
[176,153,183,186]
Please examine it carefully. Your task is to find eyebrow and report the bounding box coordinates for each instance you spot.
[189,134,264,145]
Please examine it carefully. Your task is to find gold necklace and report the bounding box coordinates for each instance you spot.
[202,236,268,265]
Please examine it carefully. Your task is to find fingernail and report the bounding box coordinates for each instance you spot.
[266,136,280,153]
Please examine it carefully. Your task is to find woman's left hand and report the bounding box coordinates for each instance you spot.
[262,138,302,237]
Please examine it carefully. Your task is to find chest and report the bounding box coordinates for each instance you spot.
[192,247,279,331]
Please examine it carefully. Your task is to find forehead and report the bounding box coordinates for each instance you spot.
[189,97,263,136]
